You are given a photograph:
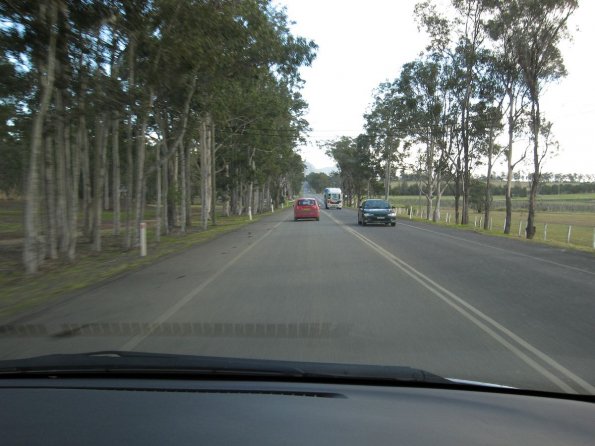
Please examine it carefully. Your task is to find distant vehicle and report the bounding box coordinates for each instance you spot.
[323,187,342,209]
[358,199,396,226]
[294,197,320,221]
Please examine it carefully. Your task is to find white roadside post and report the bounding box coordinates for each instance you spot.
[140,222,147,257]
[409,207,412,219]
[544,224,548,241]
[474,216,477,227]
[248,206,252,221]
[271,203,274,213]
[567,225,572,244]
[479,216,483,228]
[489,218,493,230]
[518,220,523,237]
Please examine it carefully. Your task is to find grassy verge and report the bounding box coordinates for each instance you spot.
[0,210,272,320]
[393,206,595,253]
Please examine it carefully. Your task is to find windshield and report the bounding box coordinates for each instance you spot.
[1,0,594,397]
[365,200,390,209]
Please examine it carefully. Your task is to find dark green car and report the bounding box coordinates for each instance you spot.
[357,199,396,226]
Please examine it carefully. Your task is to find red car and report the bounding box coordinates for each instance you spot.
[294,197,320,221]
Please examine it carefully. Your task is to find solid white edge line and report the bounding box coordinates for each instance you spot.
[327,211,594,394]
[398,221,595,276]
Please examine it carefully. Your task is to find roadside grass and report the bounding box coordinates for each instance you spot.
[535,193,595,201]
[392,205,595,251]
[0,200,22,239]
[391,194,594,215]
[0,203,274,320]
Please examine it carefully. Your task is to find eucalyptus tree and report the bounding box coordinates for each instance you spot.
[486,0,577,239]
[468,49,508,230]
[2,1,61,273]
[0,32,29,199]
[324,136,374,206]
[415,0,489,224]
[3,0,316,273]
[484,15,530,234]
[2,0,115,270]
[395,58,448,220]
[364,82,406,201]
[305,172,332,194]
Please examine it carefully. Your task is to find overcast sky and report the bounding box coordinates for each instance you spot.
[280,0,595,176]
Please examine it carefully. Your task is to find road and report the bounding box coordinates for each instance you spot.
[1,205,594,394]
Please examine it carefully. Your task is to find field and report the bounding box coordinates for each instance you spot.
[389,194,595,249]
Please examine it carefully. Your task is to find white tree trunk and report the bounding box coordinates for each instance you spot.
[23,1,58,273]
[200,115,212,230]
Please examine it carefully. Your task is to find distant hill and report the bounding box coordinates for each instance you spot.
[304,161,336,175]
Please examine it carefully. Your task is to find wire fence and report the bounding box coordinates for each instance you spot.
[395,206,595,250]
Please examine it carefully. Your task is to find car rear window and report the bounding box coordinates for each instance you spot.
[298,199,315,206]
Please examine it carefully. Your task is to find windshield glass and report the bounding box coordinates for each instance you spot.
[365,200,390,209]
[1,0,594,397]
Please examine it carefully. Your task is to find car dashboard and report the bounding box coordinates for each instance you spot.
[1,376,594,445]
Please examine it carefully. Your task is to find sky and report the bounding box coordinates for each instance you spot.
[280,0,595,176]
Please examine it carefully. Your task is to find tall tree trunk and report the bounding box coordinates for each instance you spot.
[124,40,135,250]
[432,171,442,222]
[155,144,162,242]
[79,96,92,241]
[171,153,179,227]
[384,142,392,201]
[484,126,494,230]
[210,123,217,225]
[103,153,110,211]
[162,145,170,235]
[62,113,74,260]
[112,115,121,235]
[54,86,69,255]
[180,141,187,233]
[200,114,212,230]
[222,162,230,217]
[526,101,540,239]
[132,91,153,246]
[44,133,58,260]
[186,143,193,228]
[92,113,108,252]
[68,117,80,262]
[504,91,514,234]
[454,153,461,224]
[23,1,58,273]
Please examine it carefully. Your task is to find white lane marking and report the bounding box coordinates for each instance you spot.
[398,221,595,276]
[326,212,595,394]
[120,221,283,351]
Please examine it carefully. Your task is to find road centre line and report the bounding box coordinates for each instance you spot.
[398,221,595,277]
[120,221,283,351]
[325,212,594,394]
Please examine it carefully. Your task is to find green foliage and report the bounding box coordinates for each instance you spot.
[305,172,331,193]
[324,136,374,204]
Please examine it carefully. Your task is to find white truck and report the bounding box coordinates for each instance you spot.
[323,187,343,209]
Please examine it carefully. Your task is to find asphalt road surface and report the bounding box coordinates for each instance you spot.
[1,206,594,394]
